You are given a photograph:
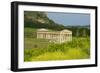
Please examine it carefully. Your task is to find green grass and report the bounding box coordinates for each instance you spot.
[24,28,37,38]
[30,48,88,61]
[24,28,50,49]
[24,38,50,49]
[24,37,90,61]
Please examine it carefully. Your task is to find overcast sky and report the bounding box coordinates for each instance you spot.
[47,12,90,26]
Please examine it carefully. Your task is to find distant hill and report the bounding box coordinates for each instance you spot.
[24,11,65,30]
[65,25,90,29]
[65,25,90,37]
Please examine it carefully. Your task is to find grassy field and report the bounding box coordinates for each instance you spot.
[24,28,90,62]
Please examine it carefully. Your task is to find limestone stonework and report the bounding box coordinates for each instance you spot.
[37,28,72,43]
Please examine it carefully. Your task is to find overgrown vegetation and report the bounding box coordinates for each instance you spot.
[24,37,90,61]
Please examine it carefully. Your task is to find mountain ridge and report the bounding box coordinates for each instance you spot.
[24,11,65,30]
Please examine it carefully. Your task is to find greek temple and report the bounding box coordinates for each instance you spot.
[37,28,72,43]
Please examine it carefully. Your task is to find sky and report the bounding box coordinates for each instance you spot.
[47,12,90,26]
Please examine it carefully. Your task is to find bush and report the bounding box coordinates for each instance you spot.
[24,37,90,61]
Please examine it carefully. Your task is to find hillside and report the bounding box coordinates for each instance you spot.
[24,11,65,30]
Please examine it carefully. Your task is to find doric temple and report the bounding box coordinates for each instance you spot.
[37,28,72,43]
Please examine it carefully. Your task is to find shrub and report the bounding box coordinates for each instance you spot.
[24,37,90,61]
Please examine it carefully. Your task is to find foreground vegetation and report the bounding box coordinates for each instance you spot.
[24,37,90,61]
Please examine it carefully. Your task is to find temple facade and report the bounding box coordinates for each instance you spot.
[37,28,72,43]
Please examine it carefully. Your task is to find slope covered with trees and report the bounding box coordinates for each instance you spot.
[24,11,65,30]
